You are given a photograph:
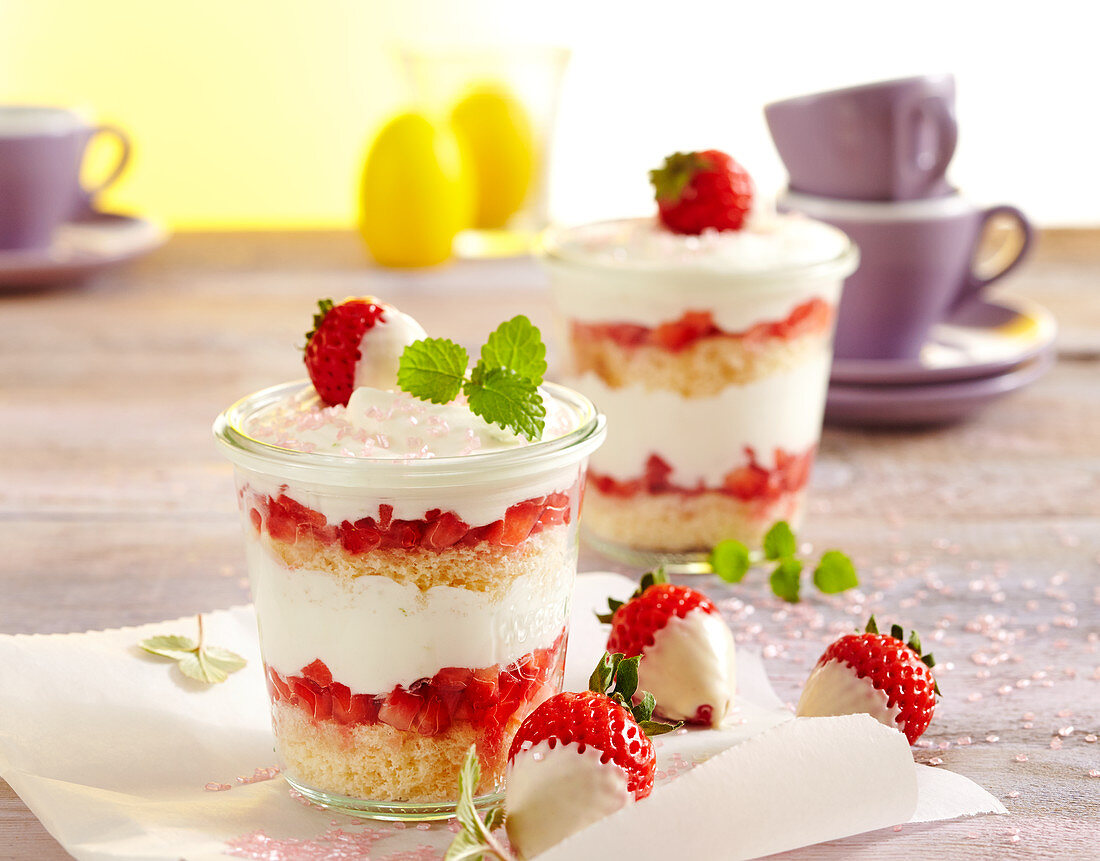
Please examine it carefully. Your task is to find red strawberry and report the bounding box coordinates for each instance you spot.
[650,150,754,234]
[600,569,737,727]
[303,297,387,406]
[378,686,422,732]
[796,616,940,744]
[502,653,677,858]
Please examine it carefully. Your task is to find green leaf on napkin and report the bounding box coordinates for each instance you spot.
[139,615,246,685]
[445,746,513,861]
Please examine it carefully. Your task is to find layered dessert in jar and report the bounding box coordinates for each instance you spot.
[541,151,857,561]
[213,298,605,818]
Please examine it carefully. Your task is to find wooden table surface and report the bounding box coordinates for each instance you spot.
[2,230,1098,859]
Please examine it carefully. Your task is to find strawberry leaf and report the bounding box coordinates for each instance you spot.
[812,550,858,594]
[638,718,681,736]
[398,338,469,405]
[710,539,751,583]
[763,521,797,561]
[769,557,803,603]
[464,366,545,441]
[480,315,546,386]
[140,635,197,660]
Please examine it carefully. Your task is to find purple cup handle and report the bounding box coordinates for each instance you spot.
[896,95,957,197]
[953,204,1034,309]
[77,124,132,212]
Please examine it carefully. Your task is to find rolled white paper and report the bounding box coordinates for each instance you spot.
[536,713,919,861]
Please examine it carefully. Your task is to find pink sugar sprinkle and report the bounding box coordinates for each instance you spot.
[1085,735,1097,743]
[205,782,232,792]
[1056,709,1073,718]
[415,823,431,831]
[237,766,281,785]
[938,741,951,750]
[1089,770,1100,778]
[224,825,393,859]
[1007,791,1021,798]
[1015,754,1029,762]
[1023,723,1033,729]
[893,825,903,832]
[1058,726,1075,737]
[967,692,983,702]
[928,757,943,766]
[957,736,973,745]
[986,735,1000,743]
[1050,737,1064,750]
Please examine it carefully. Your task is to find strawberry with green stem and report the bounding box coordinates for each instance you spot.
[650,149,754,234]
[796,616,940,744]
[447,652,677,861]
[598,568,737,727]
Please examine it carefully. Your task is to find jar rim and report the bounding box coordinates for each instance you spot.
[213,380,606,488]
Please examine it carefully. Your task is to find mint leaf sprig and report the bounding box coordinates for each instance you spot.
[398,315,548,442]
[139,614,247,684]
[445,746,514,861]
[708,521,858,604]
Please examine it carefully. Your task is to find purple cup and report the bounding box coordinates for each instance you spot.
[779,191,1034,361]
[765,75,957,201]
[0,106,131,251]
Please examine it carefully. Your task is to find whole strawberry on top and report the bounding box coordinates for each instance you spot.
[649,149,754,234]
[796,616,940,744]
[447,653,677,861]
[598,568,736,728]
[303,297,427,406]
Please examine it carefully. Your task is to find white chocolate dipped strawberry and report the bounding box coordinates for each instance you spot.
[303,297,427,404]
[599,569,736,728]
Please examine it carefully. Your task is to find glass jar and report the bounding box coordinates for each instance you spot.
[541,217,858,567]
[214,381,605,819]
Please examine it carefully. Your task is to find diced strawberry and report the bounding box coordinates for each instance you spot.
[249,508,263,532]
[266,666,293,702]
[463,667,500,719]
[723,462,771,500]
[312,690,333,721]
[643,455,675,493]
[500,501,542,547]
[384,521,422,550]
[652,311,718,351]
[276,494,327,529]
[413,693,452,736]
[433,666,473,692]
[331,681,352,712]
[301,659,333,687]
[290,678,319,715]
[422,512,470,550]
[377,504,394,529]
[341,520,382,554]
[478,520,506,546]
[379,687,422,732]
[265,498,298,543]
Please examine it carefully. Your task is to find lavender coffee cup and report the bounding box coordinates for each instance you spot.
[0,106,131,251]
[765,75,957,202]
[779,191,1033,361]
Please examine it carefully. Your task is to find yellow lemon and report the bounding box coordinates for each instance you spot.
[450,83,536,229]
[358,112,470,267]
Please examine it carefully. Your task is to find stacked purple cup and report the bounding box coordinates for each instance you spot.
[767,75,1033,362]
[765,76,1048,426]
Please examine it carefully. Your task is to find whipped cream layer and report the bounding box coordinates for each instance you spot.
[245,385,578,461]
[567,347,830,483]
[547,213,850,273]
[246,536,572,692]
[640,608,736,728]
[795,659,901,729]
[544,214,852,333]
[506,740,631,859]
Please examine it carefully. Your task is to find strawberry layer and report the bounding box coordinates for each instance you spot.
[267,631,567,755]
[590,448,813,504]
[241,485,574,554]
[571,298,831,354]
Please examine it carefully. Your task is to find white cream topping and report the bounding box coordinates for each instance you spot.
[639,608,737,728]
[566,347,830,483]
[795,659,902,731]
[246,535,571,692]
[244,384,578,461]
[505,740,632,859]
[351,304,427,390]
[546,213,850,274]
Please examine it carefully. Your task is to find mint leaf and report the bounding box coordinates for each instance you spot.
[397,338,469,404]
[445,746,512,861]
[769,557,803,603]
[481,315,546,385]
[812,550,858,594]
[710,539,751,583]
[763,521,797,560]
[139,616,246,685]
[464,366,545,440]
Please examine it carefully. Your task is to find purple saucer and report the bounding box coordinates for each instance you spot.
[825,346,1055,428]
[830,296,1056,386]
[0,212,166,290]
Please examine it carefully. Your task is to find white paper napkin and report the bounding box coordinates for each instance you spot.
[0,572,1004,861]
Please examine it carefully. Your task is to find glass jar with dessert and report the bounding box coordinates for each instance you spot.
[214,299,605,819]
